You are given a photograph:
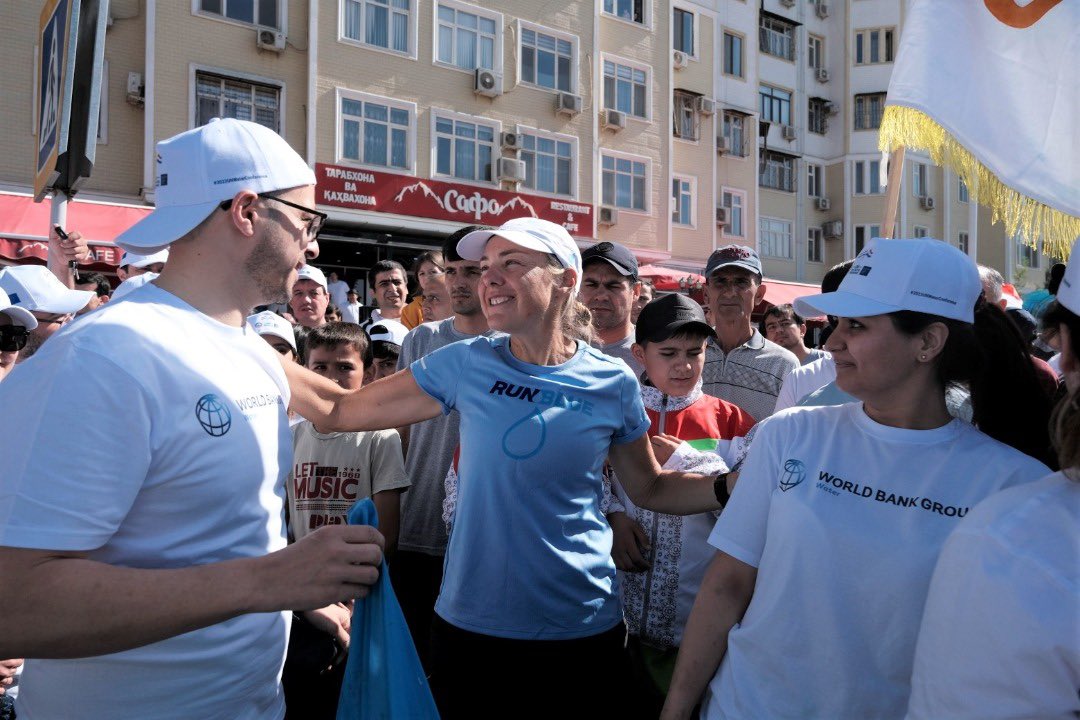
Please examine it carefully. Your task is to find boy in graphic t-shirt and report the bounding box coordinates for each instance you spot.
[608,293,755,713]
[283,322,410,720]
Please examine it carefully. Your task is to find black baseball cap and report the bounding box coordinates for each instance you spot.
[582,241,639,279]
[635,293,716,344]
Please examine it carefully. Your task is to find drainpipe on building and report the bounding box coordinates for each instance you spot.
[306,0,318,168]
[794,0,807,281]
[142,0,155,199]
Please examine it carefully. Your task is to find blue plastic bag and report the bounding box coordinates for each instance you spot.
[337,499,439,720]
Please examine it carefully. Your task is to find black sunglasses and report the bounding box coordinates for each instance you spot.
[219,193,327,238]
[0,326,29,353]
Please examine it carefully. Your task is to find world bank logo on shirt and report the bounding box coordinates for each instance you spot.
[195,393,232,437]
[779,458,806,492]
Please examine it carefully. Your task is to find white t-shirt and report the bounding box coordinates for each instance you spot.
[772,355,836,413]
[326,279,351,309]
[703,403,1049,720]
[906,471,1080,720]
[340,300,363,325]
[0,283,292,720]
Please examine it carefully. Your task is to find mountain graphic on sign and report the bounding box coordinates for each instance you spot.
[500,196,539,218]
[393,181,446,210]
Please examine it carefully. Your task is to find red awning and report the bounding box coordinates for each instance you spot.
[638,264,706,291]
[757,278,824,317]
[0,192,152,270]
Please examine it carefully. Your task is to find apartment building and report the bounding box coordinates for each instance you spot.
[0,0,1047,290]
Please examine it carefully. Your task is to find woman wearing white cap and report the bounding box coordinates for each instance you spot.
[663,238,1053,720]
[906,239,1080,720]
[284,217,720,716]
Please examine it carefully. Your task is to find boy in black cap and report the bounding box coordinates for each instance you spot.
[606,293,756,712]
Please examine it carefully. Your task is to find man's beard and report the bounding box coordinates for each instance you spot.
[17,332,47,362]
[244,228,293,305]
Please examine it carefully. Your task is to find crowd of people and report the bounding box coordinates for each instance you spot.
[0,118,1075,720]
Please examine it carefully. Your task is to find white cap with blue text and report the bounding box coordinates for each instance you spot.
[795,237,981,323]
[115,118,316,254]
[295,264,328,289]
[248,311,297,352]
[0,265,94,316]
[456,217,583,291]
[0,287,38,330]
[1057,238,1080,315]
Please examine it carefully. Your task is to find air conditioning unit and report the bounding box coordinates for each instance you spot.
[501,132,523,151]
[920,195,936,210]
[256,29,286,53]
[673,50,689,69]
[782,125,797,140]
[816,67,830,83]
[824,100,839,115]
[816,2,829,18]
[823,220,843,238]
[603,109,627,131]
[474,69,503,98]
[125,71,144,107]
[715,206,730,226]
[815,197,831,211]
[696,97,716,115]
[598,206,619,226]
[717,136,731,155]
[497,157,526,184]
[556,92,583,116]
[780,0,796,6]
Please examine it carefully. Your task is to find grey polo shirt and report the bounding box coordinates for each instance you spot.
[702,329,799,421]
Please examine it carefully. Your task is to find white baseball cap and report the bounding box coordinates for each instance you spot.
[795,238,981,323]
[0,265,94,315]
[0,290,37,330]
[111,272,159,302]
[115,118,316,253]
[457,217,583,291]
[120,248,170,269]
[295,264,328,289]
[248,310,297,351]
[1056,238,1079,315]
[367,319,409,346]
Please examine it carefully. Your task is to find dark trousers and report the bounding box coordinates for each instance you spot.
[428,616,633,719]
[389,549,445,673]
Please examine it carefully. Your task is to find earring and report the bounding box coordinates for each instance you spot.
[920,354,927,361]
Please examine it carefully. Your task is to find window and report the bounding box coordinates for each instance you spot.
[808,34,824,69]
[759,217,793,259]
[854,92,885,130]
[1016,237,1040,268]
[673,91,698,141]
[957,231,969,254]
[603,0,644,24]
[342,0,411,54]
[958,178,970,203]
[199,0,280,29]
[807,163,823,197]
[604,60,648,118]
[912,162,928,198]
[196,72,280,131]
[339,94,410,169]
[722,112,747,157]
[855,27,895,65]
[672,177,693,226]
[436,3,497,71]
[854,159,882,195]
[674,9,694,55]
[854,224,881,254]
[807,227,823,263]
[759,85,792,125]
[760,150,796,192]
[913,225,929,238]
[434,114,497,183]
[521,131,573,197]
[723,32,744,78]
[759,15,795,60]
[808,98,827,134]
[722,189,745,237]
[520,26,574,92]
[602,154,647,211]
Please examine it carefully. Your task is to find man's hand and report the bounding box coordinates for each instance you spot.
[255,525,384,612]
[50,227,91,264]
[0,658,23,696]
[609,512,650,572]
[302,602,352,649]
[650,434,682,466]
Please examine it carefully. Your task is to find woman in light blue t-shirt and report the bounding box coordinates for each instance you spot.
[284,217,720,717]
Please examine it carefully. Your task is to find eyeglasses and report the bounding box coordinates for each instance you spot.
[219,193,327,239]
[0,326,29,352]
[32,313,70,326]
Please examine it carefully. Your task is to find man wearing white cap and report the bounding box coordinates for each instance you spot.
[0,265,94,361]
[289,264,330,329]
[0,293,38,383]
[117,248,169,281]
[0,118,384,720]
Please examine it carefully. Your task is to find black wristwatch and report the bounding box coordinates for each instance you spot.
[713,472,731,507]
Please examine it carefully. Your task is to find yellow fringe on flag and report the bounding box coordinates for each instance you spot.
[879,105,1078,261]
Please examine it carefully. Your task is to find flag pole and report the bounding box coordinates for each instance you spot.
[880,147,906,239]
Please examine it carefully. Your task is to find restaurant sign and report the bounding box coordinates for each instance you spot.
[315,163,593,237]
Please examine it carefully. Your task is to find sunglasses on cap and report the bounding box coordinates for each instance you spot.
[0,326,29,353]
